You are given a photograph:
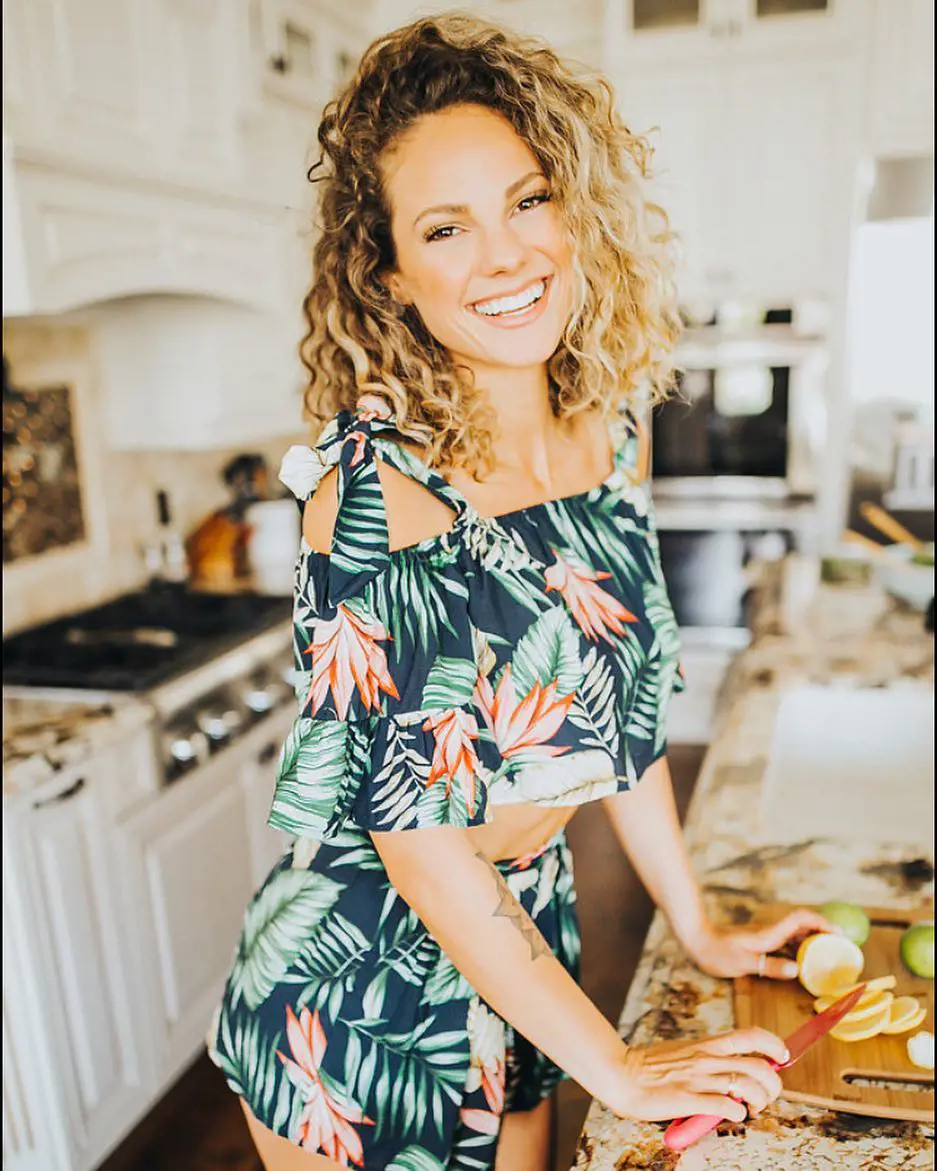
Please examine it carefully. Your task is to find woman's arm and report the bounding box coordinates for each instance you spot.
[373,824,787,1123]
[602,757,837,978]
[601,756,708,947]
[373,826,629,1108]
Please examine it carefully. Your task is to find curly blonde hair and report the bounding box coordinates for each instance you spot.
[302,13,681,474]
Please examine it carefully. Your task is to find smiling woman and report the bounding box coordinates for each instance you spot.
[205,15,834,1171]
[301,15,682,478]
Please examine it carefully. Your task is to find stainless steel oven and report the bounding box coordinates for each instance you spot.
[651,305,830,502]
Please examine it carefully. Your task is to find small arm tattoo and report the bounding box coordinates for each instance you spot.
[475,851,551,962]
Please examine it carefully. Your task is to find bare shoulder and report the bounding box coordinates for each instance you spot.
[301,460,455,556]
[302,467,340,553]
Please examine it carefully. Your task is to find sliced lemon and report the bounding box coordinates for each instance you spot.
[797,933,865,998]
[813,975,896,1009]
[814,984,895,1015]
[881,998,928,1036]
[829,998,892,1042]
[819,991,894,1026]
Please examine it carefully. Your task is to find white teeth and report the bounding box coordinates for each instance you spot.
[473,280,545,317]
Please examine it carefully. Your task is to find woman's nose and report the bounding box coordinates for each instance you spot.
[477,223,527,275]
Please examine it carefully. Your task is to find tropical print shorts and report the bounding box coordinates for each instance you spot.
[207,825,580,1169]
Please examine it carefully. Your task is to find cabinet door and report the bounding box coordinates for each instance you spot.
[2,0,157,167]
[618,68,730,304]
[867,0,935,157]
[723,58,857,302]
[119,757,255,1086]
[18,773,154,1171]
[731,0,864,58]
[609,0,737,67]
[3,0,253,197]
[239,710,296,889]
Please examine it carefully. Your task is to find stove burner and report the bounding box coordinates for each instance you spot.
[3,587,291,691]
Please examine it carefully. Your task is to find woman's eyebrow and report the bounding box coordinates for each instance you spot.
[412,170,545,228]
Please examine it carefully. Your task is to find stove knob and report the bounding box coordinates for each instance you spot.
[164,729,210,780]
[196,702,244,743]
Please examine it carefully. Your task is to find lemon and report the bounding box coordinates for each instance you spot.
[818,901,871,947]
[907,1031,934,1070]
[899,922,935,980]
[797,933,865,998]
[817,990,894,1025]
[829,997,892,1042]
[882,998,928,1035]
[813,975,896,1011]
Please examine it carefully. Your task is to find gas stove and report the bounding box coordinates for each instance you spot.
[2,587,292,692]
[4,587,298,789]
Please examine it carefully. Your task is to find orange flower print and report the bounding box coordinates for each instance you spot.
[544,552,637,643]
[307,604,400,719]
[344,429,369,468]
[278,1006,373,1166]
[460,1002,506,1136]
[423,708,482,815]
[475,665,573,759]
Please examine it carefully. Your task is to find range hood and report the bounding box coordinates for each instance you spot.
[87,294,306,450]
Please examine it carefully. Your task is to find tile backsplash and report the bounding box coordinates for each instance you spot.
[2,319,307,636]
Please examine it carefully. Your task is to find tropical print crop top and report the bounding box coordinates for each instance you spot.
[268,395,685,842]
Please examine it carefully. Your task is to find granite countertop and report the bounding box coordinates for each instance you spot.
[576,558,935,1170]
[2,692,153,798]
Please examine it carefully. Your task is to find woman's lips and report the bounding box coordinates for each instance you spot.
[467,276,553,329]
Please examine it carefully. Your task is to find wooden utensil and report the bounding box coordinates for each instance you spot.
[859,503,927,553]
[734,905,934,1123]
[842,529,886,556]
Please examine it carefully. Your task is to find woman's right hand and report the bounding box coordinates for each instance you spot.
[610,1028,789,1124]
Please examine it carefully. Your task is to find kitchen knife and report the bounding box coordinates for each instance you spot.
[663,983,867,1152]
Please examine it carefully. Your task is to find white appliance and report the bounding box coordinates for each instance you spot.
[245,498,300,595]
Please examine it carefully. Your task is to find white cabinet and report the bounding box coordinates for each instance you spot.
[607,0,862,67]
[239,708,297,888]
[721,58,857,301]
[118,751,257,1086]
[618,68,728,298]
[621,54,859,303]
[3,756,155,1171]
[2,0,255,197]
[866,0,935,157]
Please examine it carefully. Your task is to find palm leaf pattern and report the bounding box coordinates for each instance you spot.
[344,1017,468,1142]
[330,434,390,587]
[228,867,344,1010]
[210,404,686,1161]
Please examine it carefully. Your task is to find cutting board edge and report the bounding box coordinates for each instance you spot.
[779,1087,935,1125]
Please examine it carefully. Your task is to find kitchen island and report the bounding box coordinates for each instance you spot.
[575,558,935,1170]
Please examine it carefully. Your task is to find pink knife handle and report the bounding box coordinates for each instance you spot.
[663,1058,784,1151]
[663,1114,725,1150]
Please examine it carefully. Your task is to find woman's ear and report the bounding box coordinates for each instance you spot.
[383,273,412,317]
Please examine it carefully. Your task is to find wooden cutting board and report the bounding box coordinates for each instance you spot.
[734,905,934,1123]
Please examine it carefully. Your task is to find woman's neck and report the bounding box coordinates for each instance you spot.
[472,362,573,487]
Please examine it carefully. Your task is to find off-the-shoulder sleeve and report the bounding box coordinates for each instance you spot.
[268,402,489,841]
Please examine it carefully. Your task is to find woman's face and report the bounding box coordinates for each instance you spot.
[382,104,574,377]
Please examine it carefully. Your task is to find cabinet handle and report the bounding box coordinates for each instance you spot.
[258,743,278,765]
[33,776,85,810]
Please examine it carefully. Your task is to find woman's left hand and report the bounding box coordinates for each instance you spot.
[683,909,840,980]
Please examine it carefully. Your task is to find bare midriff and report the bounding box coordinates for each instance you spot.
[466,803,580,863]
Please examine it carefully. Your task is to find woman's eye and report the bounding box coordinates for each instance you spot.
[516,192,551,213]
[424,225,460,243]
